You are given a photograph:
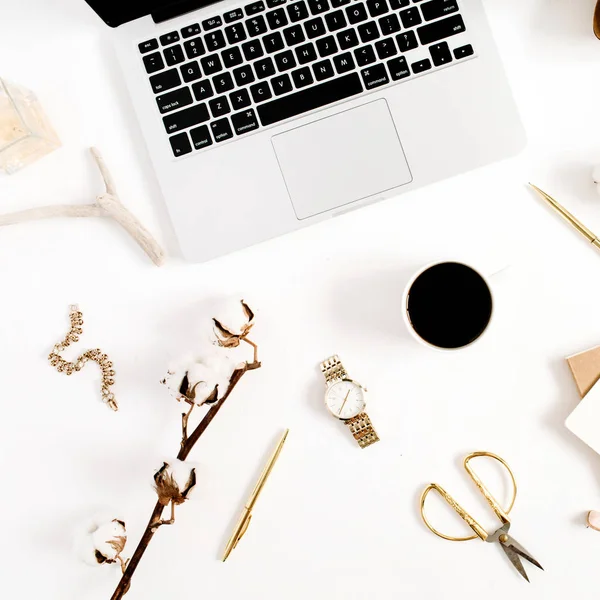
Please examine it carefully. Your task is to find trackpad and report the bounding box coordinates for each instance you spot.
[271,99,412,220]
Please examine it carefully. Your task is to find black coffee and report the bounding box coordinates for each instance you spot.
[406,262,493,349]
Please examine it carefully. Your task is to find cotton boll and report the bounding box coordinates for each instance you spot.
[154,459,197,505]
[75,514,127,567]
[187,351,238,402]
[212,299,255,348]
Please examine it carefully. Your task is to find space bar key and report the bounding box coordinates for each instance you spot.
[257,73,363,127]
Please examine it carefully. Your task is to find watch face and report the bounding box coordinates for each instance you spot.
[325,380,365,419]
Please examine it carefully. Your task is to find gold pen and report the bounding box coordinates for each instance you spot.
[222,428,289,562]
[529,183,600,250]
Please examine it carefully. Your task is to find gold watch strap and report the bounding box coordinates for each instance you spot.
[320,355,348,383]
[345,413,380,449]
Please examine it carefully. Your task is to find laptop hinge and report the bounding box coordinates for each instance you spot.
[152,0,222,24]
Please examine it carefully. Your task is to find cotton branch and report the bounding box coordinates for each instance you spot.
[109,350,261,600]
[0,147,165,266]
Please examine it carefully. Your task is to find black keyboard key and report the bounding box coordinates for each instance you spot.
[333,51,355,73]
[337,28,359,49]
[163,103,210,133]
[358,22,380,43]
[417,14,465,44]
[192,79,214,100]
[284,24,306,45]
[268,0,288,6]
[354,44,376,66]
[225,23,247,44]
[184,38,206,59]
[375,38,397,59]
[233,64,256,86]
[325,10,347,31]
[182,24,201,38]
[225,9,244,22]
[453,44,474,59]
[160,31,180,46]
[205,30,226,51]
[211,118,234,142]
[421,0,458,21]
[275,49,297,71]
[164,46,185,66]
[190,125,213,150]
[412,58,431,73]
[367,0,389,17]
[396,30,418,51]
[181,61,203,82]
[222,46,244,68]
[143,52,164,74]
[308,0,330,15]
[295,42,318,63]
[209,96,231,117]
[291,66,314,88]
[312,58,334,80]
[272,73,293,94]
[201,54,223,75]
[247,15,268,36]
[378,13,400,34]
[230,88,252,110]
[361,63,389,89]
[305,17,326,38]
[263,31,285,52]
[156,87,193,113]
[390,0,409,7]
[255,56,276,78]
[139,39,158,53]
[203,17,222,31]
[346,3,368,24]
[316,35,338,56]
[232,108,260,135]
[429,41,452,65]
[267,8,289,28]
[400,7,422,27]
[387,55,410,79]
[288,1,309,22]
[331,0,351,5]
[245,1,266,15]
[213,72,235,94]
[242,39,264,60]
[169,132,192,156]
[258,71,362,125]
[150,68,181,93]
[251,81,273,101]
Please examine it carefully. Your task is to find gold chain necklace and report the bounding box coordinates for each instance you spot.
[48,305,118,411]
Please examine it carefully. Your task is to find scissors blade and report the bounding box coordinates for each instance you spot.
[499,542,530,582]
[504,535,544,572]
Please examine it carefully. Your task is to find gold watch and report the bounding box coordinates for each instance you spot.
[320,355,379,449]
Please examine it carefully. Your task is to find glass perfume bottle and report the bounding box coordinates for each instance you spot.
[0,78,60,174]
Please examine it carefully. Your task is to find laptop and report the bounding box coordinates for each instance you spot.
[85,0,525,262]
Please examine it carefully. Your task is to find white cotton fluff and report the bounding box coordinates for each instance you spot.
[163,349,240,405]
[75,513,127,566]
[212,297,254,337]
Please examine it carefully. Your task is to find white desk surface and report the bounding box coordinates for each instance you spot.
[2,1,600,599]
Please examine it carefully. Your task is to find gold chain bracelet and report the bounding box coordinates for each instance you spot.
[48,305,118,411]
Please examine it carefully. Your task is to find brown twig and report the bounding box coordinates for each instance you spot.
[109,356,261,600]
[242,337,258,365]
[180,403,195,448]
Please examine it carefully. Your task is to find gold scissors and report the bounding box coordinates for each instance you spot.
[420,451,543,582]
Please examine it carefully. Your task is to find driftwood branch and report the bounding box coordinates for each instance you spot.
[109,352,261,600]
[0,147,165,266]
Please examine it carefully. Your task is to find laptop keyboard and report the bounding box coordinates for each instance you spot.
[138,0,475,158]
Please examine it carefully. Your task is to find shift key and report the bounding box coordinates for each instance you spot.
[417,14,465,46]
[163,103,210,133]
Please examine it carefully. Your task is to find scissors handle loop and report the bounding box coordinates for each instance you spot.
[420,451,518,542]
